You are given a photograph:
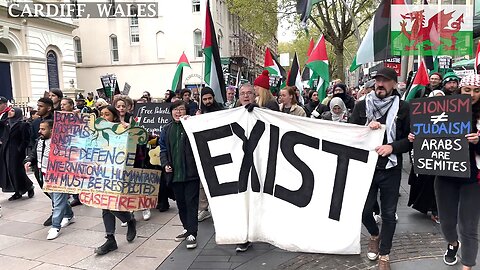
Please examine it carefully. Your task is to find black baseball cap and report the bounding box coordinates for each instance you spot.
[373,67,398,82]
[364,79,376,89]
[0,96,7,103]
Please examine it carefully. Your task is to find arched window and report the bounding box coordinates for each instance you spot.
[110,34,118,62]
[0,40,8,54]
[73,36,82,63]
[156,31,165,58]
[46,50,60,89]
[193,29,202,58]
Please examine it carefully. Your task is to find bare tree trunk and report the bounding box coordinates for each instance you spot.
[334,46,345,82]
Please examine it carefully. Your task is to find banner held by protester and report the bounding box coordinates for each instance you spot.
[181,107,385,254]
[410,95,472,178]
[43,112,161,211]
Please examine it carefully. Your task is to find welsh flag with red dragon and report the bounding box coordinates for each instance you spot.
[391,3,473,56]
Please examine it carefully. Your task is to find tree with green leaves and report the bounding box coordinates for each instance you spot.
[227,0,377,82]
[225,0,278,44]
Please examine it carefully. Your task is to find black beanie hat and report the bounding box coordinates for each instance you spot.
[201,87,215,98]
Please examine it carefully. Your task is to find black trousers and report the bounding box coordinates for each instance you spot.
[435,177,480,267]
[172,180,199,237]
[362,168,402,255]
[157,173,171,209]
[102,209,133,235]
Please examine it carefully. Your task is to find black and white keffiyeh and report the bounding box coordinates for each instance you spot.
[365,91,400,169]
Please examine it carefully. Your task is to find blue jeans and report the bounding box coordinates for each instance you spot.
[362,168,401,255]
[51,192,74,229]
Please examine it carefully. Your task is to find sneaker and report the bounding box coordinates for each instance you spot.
[367,235,380,261]
[378,255,391,270]
[60,216,75,228]
[95,235,118,255]
[186,235,197,249]
[236,241,251,252]
[43,214,53,226]
[47,228,60,240]
[142,209,151,221]
[198,210,212,222]
[395,213,399,221]
[444,241,460,266]
[175,229,188,242]
[374,214,382,224]
[126,218,136,242]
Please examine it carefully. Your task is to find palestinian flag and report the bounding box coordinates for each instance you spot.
[306,35,329,101]
[296,0,321,27]
[287,52,304,94]
[475,40,480,74]
[349,0,393,71]
[203,0,226,103]
[302,38,315,81]
[171,52,191,90]
[264,48,286,79]
[405,60,429,101]
[264,47,286,88]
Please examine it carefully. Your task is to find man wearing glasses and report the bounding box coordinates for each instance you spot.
[159,100,200,249]
[237,83,256,107]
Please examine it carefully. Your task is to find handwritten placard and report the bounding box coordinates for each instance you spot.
[43,112,161,211]
[133,103,172,136]
[410,95,472,178]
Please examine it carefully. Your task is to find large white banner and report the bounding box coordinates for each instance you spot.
[181,107,385,254]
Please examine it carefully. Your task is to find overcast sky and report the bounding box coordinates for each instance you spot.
[277,0,296,43]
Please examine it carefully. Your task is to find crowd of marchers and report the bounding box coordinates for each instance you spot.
[0,67,479,270]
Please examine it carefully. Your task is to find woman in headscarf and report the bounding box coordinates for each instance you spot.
[321,97,349,122]
[305,90,319,117]
[328,83,355,112]
[0,107,34,200]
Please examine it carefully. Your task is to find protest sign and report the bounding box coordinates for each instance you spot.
[181,107,385,254]
[410,95,472,178]
[43,112,161,211]
[133,103,172,136]
[123,82,131,95]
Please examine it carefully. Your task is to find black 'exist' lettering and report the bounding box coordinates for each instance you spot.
[322,141,369,221]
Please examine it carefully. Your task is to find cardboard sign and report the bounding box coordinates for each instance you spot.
[43,112,161,211]
[181,107,385,254]
[410,95,472,177]
[133,103,172,136]
[123,82,131,95]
